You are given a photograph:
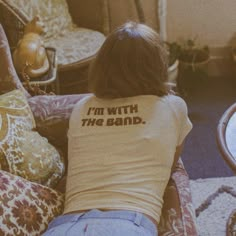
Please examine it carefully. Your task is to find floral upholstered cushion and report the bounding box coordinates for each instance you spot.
[44,28,105,67]
[4,0,74,40]
[0,89,65,187]
[0,169,64,236]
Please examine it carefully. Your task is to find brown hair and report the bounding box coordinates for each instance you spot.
[88,21,168,98]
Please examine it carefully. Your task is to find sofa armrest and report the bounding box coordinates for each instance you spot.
[159,160,198,236]
[28,94,90,156]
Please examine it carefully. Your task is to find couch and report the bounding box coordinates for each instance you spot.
[0,0,161,95]
[0,24,198,235]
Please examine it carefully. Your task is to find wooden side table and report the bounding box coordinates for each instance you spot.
[217,103,236,173]
[21,47,59,95]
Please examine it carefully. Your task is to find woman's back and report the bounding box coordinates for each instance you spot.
[66,94,191,224]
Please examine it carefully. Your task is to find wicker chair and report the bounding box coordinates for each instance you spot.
[0,0,162,95]
[216,102,236,173]
[0,0,106,94]
[217,104,236,236]
[227,209,236,236]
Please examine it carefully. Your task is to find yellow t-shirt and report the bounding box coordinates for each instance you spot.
[64,94,192,224]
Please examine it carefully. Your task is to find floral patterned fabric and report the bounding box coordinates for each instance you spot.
[172,161,199,235]
[28,94,88,155]
[0,90,65,188]
[44,28,105,67]
[4,0,74,40]
[159,160,199,235]
[0,169,64,236]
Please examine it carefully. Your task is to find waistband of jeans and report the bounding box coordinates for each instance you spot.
[48,209,157,234]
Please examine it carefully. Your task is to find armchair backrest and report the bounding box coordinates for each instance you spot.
[0,24,30,97]
[106,0,160,34]
[67,0,160,35]
[0,0,74,41]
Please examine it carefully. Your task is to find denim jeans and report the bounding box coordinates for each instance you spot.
[43,209,157,236]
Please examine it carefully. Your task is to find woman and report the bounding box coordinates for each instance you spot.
[43,22,192,236]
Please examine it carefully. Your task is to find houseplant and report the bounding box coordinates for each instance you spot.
[166,39,210,96]
[177,39,210,71]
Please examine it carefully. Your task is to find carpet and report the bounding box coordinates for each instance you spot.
[190,176,236,236]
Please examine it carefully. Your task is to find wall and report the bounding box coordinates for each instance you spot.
[166,0,236,48]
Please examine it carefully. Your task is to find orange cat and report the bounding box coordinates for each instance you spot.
[13,16,49,78]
